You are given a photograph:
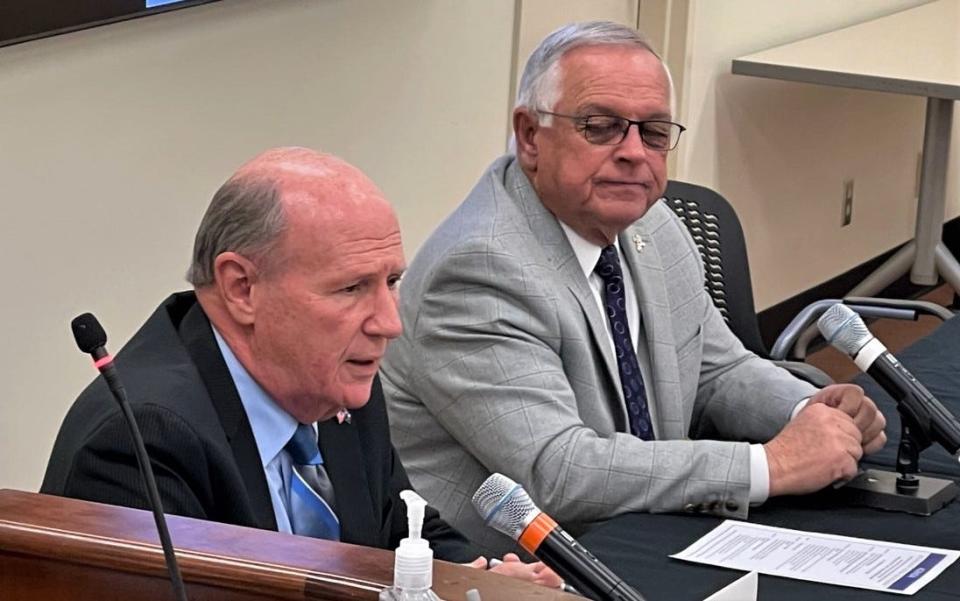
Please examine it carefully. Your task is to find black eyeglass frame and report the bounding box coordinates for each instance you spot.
[536,109,686,151]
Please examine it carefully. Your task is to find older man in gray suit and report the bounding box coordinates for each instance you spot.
[381,22,886,555]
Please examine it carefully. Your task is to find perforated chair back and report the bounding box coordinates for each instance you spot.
[662,181,769,357]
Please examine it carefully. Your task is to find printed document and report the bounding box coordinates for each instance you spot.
[672,521,958,595]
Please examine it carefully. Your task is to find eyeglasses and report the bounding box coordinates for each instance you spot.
[537,110,686,151]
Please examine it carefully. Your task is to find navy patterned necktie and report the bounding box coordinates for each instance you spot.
[285,423,341,540]
[594,245,655,440]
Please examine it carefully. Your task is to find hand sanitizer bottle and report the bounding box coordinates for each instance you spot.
[379,490,442,601]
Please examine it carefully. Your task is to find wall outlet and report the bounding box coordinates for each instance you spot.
[842,180,854,227]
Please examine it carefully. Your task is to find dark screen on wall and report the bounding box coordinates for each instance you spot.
[0,0,219,48]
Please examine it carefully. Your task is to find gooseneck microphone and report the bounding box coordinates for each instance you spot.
[472,473,646,601]
[817,304,960,458]
[71,313,189,601]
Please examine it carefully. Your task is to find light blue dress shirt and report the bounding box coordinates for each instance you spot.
[212,327,302,533]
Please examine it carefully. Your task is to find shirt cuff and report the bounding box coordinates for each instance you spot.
[791,398,809,420]
[750,398,810,505]
[748,443,770,505]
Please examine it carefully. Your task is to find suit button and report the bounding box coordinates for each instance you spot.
[707,500,722,511]
[683,503,699,513]
[725,500,740,512]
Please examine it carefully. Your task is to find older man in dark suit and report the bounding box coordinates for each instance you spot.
[41,147,559,586]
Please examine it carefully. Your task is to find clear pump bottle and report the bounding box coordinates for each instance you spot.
[379,490,442,601]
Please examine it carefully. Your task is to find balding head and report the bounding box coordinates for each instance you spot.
[234,147,387,211]
[187,147,389,287]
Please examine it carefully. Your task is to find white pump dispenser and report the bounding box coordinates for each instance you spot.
[379,490,441,601]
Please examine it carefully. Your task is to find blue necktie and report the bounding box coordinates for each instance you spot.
[285,423,341,540]
[594,245,655,440]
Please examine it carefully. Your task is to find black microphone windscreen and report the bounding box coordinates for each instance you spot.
[71,312,107,353]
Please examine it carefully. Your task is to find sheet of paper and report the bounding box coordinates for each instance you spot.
[672,521,958,595]
[702,571,757,601]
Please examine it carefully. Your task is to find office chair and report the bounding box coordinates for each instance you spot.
[661,181,953,387]
[661,181,833,387]
[662,181,769,356]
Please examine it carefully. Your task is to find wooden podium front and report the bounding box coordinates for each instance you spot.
[0,489,575,600]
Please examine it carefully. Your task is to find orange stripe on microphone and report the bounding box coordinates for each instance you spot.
[518,512,557,553]
[93,354,114,369]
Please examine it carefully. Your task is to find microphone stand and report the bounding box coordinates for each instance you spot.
[115,389,190,601]
[72,314,189,601]
[837,397,958,515]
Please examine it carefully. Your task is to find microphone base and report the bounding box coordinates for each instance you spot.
[835,469,958,515]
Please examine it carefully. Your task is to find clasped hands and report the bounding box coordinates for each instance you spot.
[765,384,887,497]
[461,384,887,585]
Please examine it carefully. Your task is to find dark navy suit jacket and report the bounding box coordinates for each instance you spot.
[41,292,477,562]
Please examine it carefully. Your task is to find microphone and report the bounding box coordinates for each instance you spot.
[71,313,189,601]
[817,304,960,458]
[472,473,646,601]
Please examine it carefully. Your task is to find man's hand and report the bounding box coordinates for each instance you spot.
[462,557,489,570]
[463,554,564,589]
[764,402,863,497]
[808,384,887,454]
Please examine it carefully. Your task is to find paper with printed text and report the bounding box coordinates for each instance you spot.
[672,521,958,595]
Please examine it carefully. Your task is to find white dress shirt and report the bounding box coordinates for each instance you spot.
[557,221,776,504]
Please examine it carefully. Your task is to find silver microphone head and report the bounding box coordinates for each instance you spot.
[817,303,874,357]
[471,473,540,541]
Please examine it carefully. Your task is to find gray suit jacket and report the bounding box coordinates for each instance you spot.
[382,155,817,555]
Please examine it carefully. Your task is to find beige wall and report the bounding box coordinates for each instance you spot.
[0,0,516,492]
[674,0,958,309]
[514,0,638,75]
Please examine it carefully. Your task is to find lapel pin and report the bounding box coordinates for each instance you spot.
[632,233,646,253]
[337,409,352,425]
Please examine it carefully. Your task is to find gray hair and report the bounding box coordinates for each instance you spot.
[186,176,287,287]
[515,21,673,120]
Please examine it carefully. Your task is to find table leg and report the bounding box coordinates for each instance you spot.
[803,99,958,357]
[847,241,916,297]
[911,97,954,287]
[935,242,960,291]
[847,97,959,297]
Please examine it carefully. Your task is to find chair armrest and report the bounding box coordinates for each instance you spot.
[844,296,954,321]
[769,298,954,361]
[772,360,834,388]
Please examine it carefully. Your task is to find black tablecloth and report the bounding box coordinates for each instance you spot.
[580,315,960,600]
